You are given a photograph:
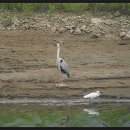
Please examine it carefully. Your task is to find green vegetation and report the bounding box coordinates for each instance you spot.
[0,3,130,13]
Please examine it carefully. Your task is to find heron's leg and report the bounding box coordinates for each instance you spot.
[58,74,66,83]
[61,75,64,83]
[56,74,63,83]
[58,75,64,84]
[60,75,68,87]
[56,75,64,87]
[56,74,68,87]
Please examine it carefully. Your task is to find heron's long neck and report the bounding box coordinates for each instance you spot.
[57,47,60,63]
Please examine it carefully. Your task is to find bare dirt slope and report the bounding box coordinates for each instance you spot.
[0,30,130,100]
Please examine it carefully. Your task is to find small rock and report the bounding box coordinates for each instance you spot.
[51,27,57,32]
[114,11,120,17]
[64,25,75,30]
[89,24,93,27]
[62,18,69,23]
[46,23,51,28]
[74,28,81,35]
[109,15,113,19]
[22,20,29,24]
[125,30,130,39]
[58,27,66,33]
[91,18,102,25]
[91,32,100,38]
[120,31,126,38]
[71,26,75,29]
[22,24,30,30]
[85,29,91,33]
[103,20,114,26]
[70,29,74,34]
[80,25,86,31]
[65,25,75,30]
[118,42,127,45]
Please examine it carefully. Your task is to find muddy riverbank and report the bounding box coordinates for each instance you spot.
[0,29,130,104]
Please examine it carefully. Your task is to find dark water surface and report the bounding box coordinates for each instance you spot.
[0,103,130,127]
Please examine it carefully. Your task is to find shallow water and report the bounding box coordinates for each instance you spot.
[0,103,130,127]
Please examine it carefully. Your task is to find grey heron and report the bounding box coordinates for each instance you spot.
[56,43,69,86]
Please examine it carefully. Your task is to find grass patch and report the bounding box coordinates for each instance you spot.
[0,3,129,14]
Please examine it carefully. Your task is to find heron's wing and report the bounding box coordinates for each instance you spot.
[60,59,69,75]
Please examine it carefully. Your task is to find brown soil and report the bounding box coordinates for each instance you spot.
[0,30,130,101]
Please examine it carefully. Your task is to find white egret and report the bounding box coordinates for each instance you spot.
[83,90,101,103]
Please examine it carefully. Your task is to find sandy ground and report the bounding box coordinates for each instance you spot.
[0,30,130,102]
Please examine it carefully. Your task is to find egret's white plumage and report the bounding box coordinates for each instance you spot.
[56,44,69,86]
[83,91,101,103]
